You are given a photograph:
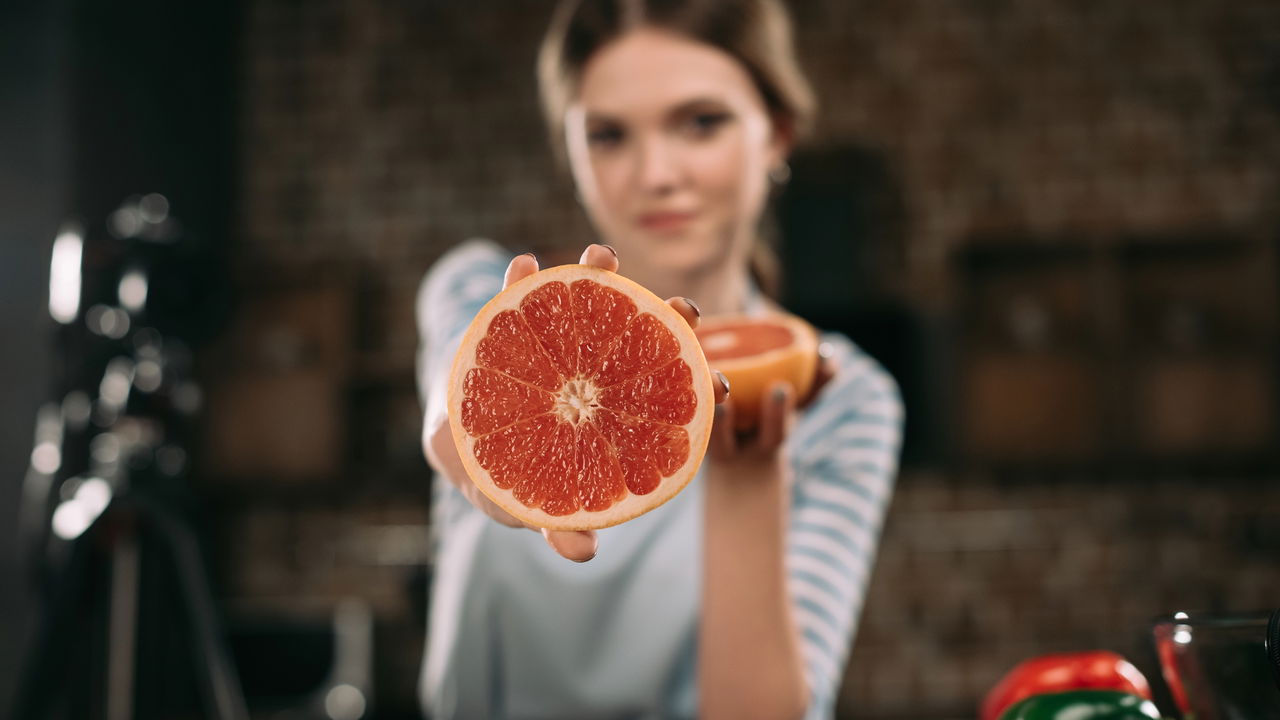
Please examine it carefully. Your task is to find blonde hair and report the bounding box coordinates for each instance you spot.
[537,0,816,297]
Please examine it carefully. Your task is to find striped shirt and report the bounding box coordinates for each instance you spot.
[416,239,902,720]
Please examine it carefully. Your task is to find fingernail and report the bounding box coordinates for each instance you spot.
[683,297,701,318]
[598,243,617,258]
[521,252,537,262]
[714,370,730,397]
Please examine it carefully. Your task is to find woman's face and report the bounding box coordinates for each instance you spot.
[564,28,788,275]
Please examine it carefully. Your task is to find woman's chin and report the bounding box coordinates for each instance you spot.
[629,236,722,273]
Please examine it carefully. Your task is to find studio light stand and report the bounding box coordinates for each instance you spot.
[13,196,247,720]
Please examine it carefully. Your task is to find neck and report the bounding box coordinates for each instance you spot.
[618,258,753,317]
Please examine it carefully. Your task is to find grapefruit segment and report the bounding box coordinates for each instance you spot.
[570,279,638,378]
[516,420,578,515]
[575,422,627,512]
[473,413,559,490]
[448,264,714,530]
[694,313,820,431]
[594,408,690,496]
[474,310,563,390]
[594,313,681,388]
[460,368,555,436]
[597,359,699,426]
[518,281,578,376]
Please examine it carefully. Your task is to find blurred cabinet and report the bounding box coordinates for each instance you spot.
[198,264,429,494]
[1119,239,1277,465]
[203,278,354,482]
[956,243,1109,462]
[1131,356,1273,457]
[954,236,1277,470]
[965,352,1104,461]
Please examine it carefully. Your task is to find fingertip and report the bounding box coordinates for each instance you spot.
[816,342,836,378]
[709,400,736,459]
[580,244,620,272]
[504,252,539,287]
[769,379,797,412]
[684,296,700,318]
[713,370,730,404]
[578,532,599,563]
[758,380,797,449]
[668,296,701,328]
[543,528,599,562]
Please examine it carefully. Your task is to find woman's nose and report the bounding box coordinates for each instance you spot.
[635,136,680,193]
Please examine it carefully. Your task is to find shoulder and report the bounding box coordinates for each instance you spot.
[429,237,512,275]
[791,329,903,468]
[416,238,513,325]
[418,238,512,300]
[813,331,902,422]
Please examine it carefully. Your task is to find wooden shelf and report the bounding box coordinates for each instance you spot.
[952,233,1279,471]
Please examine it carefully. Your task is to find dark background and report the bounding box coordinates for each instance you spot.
[1,0,69,713]
[3,0,1280,718]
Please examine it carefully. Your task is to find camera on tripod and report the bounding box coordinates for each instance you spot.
[15,194,248,720]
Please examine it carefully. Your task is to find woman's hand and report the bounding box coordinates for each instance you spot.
[422,243,729,562]
[706,346,836,469]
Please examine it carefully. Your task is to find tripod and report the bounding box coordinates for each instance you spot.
[13,200,248,720]
[15,473,249,720]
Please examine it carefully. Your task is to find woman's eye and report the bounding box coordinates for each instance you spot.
[587,127,624,148]
[684,112,730,138]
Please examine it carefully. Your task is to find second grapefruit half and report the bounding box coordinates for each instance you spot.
[695,313,820,430]
[447,264,715,531]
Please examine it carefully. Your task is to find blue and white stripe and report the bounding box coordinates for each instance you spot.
[787,334,902,717]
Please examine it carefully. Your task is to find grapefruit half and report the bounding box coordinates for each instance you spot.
[447,264,715,530]
[695,313,820,430]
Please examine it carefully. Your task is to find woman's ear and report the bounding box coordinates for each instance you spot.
[767,113,796,174]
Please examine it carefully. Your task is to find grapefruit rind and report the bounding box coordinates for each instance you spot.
[447,264,715,531]
[695,313,820,431]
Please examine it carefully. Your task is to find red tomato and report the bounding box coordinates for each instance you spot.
[981,651,1154,720]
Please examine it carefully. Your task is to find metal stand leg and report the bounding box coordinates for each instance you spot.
[12,498,249,720]
[107,534,139,720]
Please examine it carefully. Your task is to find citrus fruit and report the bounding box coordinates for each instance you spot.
[694,313,820,430]
[447,264,716,530]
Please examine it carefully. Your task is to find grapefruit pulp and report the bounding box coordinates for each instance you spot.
[447,264,715,530]
[695,313,820,430]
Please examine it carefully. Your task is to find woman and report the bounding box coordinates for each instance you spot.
[416,1,902,718]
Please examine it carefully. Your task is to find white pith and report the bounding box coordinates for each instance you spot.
[700,332,742,353]
[555,376,601,425]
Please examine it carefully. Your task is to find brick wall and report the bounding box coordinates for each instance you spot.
[219,1,1280,717]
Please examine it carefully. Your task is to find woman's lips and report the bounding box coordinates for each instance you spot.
[636,211,697,232]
